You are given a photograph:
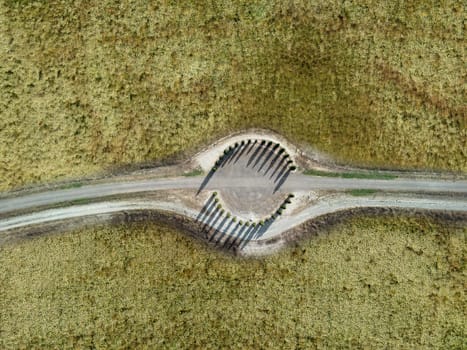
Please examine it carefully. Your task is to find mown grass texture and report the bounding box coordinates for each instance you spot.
[0,216,465,349]
[0,1,465,191]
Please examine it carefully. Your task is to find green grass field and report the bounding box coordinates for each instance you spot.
[0,216,465,349]
[0,0,465,191]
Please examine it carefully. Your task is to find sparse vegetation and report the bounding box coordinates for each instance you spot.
[58,182,83,190]
[348,189,378,196]
[183,168,203,177]
[67,198,91,206]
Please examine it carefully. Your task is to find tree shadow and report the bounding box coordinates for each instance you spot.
[245,141,256,155]
[257,148,276,173]
[211,216,236,244]
[273,168,292,193]
[219,148,236,168]
[197,169,216,195]
[246,143,263,167]
[253,145,270,169]
[264,151,283,176]
[253,216,277,239]
[196,194,216,222]
[269,156,287,180]
[238,226,261,249]
[226,145,242,166]
[228,224,253,249]
[273,161,289,183]
[202,206,221,232]
[208,215,229,242]
[222,222,242,247]
[232,143,249,164]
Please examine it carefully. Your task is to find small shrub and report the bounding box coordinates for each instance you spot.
[217,204,222,210]
[290,165,297,171]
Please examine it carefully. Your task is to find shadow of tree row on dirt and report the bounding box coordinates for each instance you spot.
[195,193,279,249]
[197,140,295,195]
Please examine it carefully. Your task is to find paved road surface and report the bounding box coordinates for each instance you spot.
[1,174,466,215]
[0,173,466,254]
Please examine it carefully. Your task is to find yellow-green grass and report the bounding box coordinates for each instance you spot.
[1,216,465,349]
[0,1,465,191]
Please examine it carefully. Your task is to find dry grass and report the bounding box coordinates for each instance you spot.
[1,216,465,349]
[0,0,465,191]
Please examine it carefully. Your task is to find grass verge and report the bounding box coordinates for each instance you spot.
[58,182,83,190]
[182,168,204,177]
[304,169,397,180]
[348,189,377,196]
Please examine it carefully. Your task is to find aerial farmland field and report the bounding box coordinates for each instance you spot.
[0,1,465,348]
